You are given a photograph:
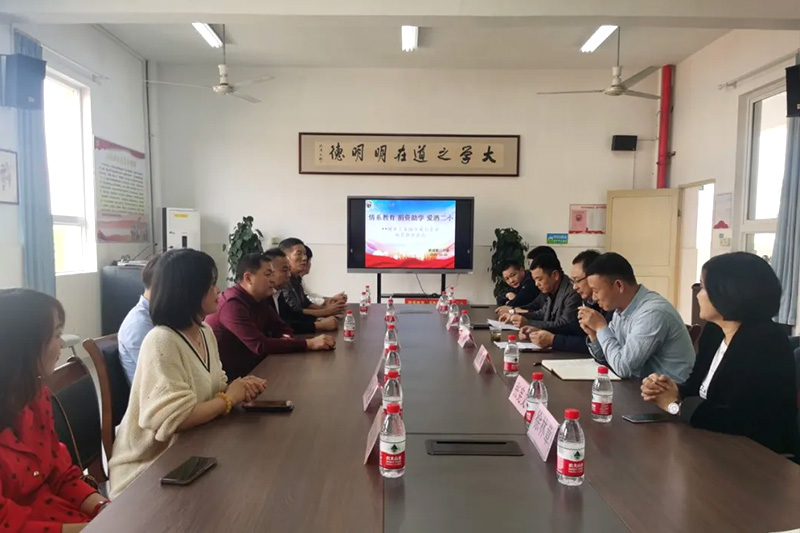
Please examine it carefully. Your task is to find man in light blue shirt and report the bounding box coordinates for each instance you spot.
[118,255,159,384]
[578,252,695,383]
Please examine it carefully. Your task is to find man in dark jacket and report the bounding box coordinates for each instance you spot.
[495,261,540,307]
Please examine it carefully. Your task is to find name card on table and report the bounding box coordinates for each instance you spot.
[363,411,382,464]
[362,375,380,411]
[508,376,530,416]
[526,404,559,461]
[458,328,476,348]
[445,315,457,330]
[472,345,495,374]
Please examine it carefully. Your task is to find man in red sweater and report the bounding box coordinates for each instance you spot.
[207,253,336,379]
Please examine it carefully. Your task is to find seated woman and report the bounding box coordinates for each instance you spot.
[109,249,267,497]
[642,252,799,456]
[0,289,109,532]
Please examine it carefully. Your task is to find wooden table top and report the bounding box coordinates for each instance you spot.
[86,304,800,533]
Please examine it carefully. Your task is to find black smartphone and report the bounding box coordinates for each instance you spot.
[622,413,672,424]
[242,400,295,413]
[160,456,217,486]
[472,323,490,330]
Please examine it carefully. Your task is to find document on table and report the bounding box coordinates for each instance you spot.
[542,359,621,381]
[487,319,520,331]
[493,341,546,352]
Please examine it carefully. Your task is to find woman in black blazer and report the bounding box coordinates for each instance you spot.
[641,252,799,456]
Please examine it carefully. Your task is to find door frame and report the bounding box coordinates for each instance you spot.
[676,179,715,322]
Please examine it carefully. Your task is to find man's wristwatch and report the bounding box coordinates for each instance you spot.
[667,402,681,416]
[509,308,515,315]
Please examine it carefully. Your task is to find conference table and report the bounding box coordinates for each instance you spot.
[86,304,800,533]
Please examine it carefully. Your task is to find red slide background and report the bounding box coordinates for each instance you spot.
[365,254,455,269]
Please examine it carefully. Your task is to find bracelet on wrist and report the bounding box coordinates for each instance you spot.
[216,392,233,415]
[92,499,111,516]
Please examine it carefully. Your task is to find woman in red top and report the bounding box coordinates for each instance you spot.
[0,289,109,533]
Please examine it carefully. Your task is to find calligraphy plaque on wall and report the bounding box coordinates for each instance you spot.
[299,133,520,176]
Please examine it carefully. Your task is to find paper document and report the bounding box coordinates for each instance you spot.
[542,359,621,381]
[487,319,519,331]
[493,341,545,352]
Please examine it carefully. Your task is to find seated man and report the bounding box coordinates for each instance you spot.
[495,245,554,316]
[206,253,336,380]
[303,245,347,307]
[279,238,346,318]
[118,254,160,384]
[521,250,613,353]
[578,252,695,382]
[264,248,338,334]
[495,261,539,309]
[500,253,581,330]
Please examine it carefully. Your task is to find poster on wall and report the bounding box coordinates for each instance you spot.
[0,149,19,205]
[94,137,148,243]
[569,204,606,234]
[712,193,732,249]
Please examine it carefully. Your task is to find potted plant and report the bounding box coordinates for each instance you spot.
[223,216,264,282]
[489,228,529,300]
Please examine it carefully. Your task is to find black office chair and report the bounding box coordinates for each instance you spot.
[47,357,107,484]
[83,334,129,462]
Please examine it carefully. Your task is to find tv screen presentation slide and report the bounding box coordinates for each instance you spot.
[365,199,456,269]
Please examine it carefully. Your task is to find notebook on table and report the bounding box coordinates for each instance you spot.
[493,341,549,353]
[541,359,621,381]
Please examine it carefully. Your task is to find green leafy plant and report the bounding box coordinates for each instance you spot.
[489,228,529,299]
[223,216,264,282]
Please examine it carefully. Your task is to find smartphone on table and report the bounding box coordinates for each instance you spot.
[160,456,217,486]
[242,400,295,413]
[622,413,672,424]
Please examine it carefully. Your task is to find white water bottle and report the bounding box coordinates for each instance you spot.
[524,372,548,427]
[365,285,372,305]
[385,298,396,323]
[591,366,613,423]
[343,311,355,342]
[384,324,399,352]
[447,301,459,328]
[458,309,471,332]
[359,292,369,316]
[436,291,449,314]
[557,409,585,486]
[382,369,403,414]
[503,335,520,377]
[380,403,406,478]
[447,285,455,301]
[384,344,401,381]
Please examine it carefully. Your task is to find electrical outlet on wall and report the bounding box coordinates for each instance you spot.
[271,237,281,246]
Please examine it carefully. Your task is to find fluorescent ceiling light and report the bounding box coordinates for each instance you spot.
[192,22,223,49]
[401,25,418,52]
[580,25,618,53]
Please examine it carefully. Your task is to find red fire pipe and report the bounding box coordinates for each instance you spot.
[656,65,674,189]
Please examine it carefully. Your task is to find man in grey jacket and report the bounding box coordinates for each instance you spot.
[500,253,581,330]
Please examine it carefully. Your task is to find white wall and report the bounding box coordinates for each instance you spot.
[154,66,659,302]
[0,24,150,355]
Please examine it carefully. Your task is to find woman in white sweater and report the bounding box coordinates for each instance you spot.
[109,249,267,498]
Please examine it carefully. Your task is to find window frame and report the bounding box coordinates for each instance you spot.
[734,78,785,254]
[44,68,97,275]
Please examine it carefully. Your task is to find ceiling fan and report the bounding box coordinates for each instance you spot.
[146,25,272,104]
[538,28,660,100]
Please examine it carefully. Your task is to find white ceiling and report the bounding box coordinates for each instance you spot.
[103,20,728,69]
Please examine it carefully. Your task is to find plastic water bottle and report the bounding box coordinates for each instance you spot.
[380,403,406,478]
[385,298,397,323]
[382,369,403,414]
[524,372,549,427]
[591,366,613,423]
[384,344,401,381]
[436,291,449,314]
[365,285,372,305]
[359,292,369,316]
[447,286,455,301]
[557,409,585,486]
[384,324,399,352]
[503,335,520,377]
[343,311,355,342]
[447,301,459,328]
[458,309,471,332]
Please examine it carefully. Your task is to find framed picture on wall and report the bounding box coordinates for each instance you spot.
[0,149,19,205]
[299,132,520,177]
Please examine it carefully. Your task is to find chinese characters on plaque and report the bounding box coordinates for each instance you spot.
[299,133,520,176]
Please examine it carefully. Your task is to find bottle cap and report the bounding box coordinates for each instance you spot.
[388,298,394,303]
[565,408,580,420]
[361,292,366,295]
[597,366,609,375]
[442,291,446,295]
[388,344,399,351]
[508,335,517,342]
[386,403,401,414]
[387,324,395,330]
[386,370,400,379]
[532,372,544,381]
[461,310,468,315]
[366,285,370,288]
[347,310,353,315]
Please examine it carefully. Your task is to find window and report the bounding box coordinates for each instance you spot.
[43,73,95,274]
[739,84,786,263]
